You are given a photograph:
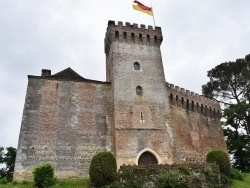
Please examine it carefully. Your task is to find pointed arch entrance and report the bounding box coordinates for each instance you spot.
[138,151,158,165]
[136,148,161,166]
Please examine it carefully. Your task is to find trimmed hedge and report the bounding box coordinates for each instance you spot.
[32,163,56,188]
[206,149,231,177]
[89,152,117,187]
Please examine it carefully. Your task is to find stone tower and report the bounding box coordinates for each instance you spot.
[105,21,173,167]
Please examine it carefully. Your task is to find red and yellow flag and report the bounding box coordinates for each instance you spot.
[132,0,153,16]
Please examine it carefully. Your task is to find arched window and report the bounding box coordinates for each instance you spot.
[134,62,140,70]
[191,101,194,111]
[136,86,143,96]
[181,97,184,108]
[176,95,179,106]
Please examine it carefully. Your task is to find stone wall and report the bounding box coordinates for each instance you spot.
[166,84,227,163]
[14,77,113,180]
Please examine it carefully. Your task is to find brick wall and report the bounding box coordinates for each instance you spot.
[14,78,113,180]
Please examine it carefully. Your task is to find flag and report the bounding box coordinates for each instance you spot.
[132,0,153,16]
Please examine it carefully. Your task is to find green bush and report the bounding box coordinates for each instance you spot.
[231,168,244,181]
[89,152,117,187]
[206,149,231,177]
[156,170,188,188]
[32,163,56,188]
[0,177,8,184]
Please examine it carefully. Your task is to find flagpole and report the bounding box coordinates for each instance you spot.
[150,3,156,28]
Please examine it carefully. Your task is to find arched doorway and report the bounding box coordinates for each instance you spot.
[138,151,158,165]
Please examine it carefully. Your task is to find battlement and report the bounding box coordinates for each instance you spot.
[166,82,221,119]
[105,20,163,55]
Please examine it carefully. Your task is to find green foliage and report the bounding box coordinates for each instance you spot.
[202,166,213,175]
[156,170,188,188]
[223,104,250,172]
[32,163,56,188]
[0,146,16,182]
[231,168,244,181]
[206,149,231,177]
[202,54,250,134]
[89,152,117,187]
[179,166,190,175]
[0,177,8,184]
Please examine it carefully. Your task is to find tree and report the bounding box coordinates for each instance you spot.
[223,104,250,172]
[202,54,250,134]
[0,147,16,181]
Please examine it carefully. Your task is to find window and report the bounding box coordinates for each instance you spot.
[136,86,143,96]
[170,93,173,105]
[134,62,140,70]
[139,33,142,43]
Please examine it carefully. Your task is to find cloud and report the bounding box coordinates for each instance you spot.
[0,0,250,148]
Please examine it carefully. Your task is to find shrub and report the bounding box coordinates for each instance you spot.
[156,170,188,188]
[89,152,117,187]
[230,168,244,181]
[32,163,56,188]
[206,149,231,177]
[0,177,8,184]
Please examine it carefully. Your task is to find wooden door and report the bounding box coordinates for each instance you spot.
[138,152,158,165]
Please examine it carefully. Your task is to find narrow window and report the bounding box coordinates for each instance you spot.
[115,31,119,39]
[186,99,189,110]
[147,35,150,44]
[134,62,140,70]
[196,102,199,113]
[201,104,204,115]
[131,33,135,43]
[213,108,216,118]
[191,101,194,111]
[140,111,144,123]
[209,107,212,117]
[136,86,143,96]
[176,95,179,106]
[123,32,127,41]
[181,97,184,108]
[205,105,208,116]
[170,93,173,105]
[154,35,157,45]
[139,33,142,43]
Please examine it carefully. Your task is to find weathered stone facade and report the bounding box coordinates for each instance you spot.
[14,21,227,181]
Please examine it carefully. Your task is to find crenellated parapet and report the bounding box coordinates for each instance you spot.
[166,82,222,119]
[105,20,163,55]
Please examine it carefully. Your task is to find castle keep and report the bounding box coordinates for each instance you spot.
[14,21,227,180]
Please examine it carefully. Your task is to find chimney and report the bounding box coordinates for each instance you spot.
[41,69,51,76]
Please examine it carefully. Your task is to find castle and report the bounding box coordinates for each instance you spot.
[14,21,227,180]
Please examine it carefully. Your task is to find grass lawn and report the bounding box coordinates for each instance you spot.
[0,174,250,187]
[232,173,250,188]
[0,179,91,188]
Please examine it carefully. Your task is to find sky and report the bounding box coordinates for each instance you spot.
[0,0,250,149]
